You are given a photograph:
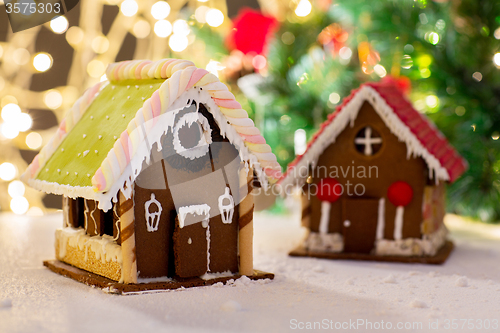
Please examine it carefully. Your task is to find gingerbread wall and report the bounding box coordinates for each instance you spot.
[309,101,429,243]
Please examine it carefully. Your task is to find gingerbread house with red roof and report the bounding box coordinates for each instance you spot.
[280,79,467,263]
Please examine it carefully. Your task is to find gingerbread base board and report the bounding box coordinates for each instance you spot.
[43,260,274,294]
[289,240,454,265]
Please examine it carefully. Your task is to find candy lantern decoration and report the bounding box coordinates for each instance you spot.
[387,181,414,240]
[316,178,342,234]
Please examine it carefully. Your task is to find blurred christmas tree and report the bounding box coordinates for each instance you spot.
[224,0,499,221]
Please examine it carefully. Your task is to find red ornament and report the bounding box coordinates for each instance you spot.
[387,181,413,207]
[226,8,279,55]
[317,178,342,203]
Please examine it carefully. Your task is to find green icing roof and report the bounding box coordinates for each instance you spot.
[36,79,165,187]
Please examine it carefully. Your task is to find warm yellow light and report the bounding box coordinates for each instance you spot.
[13,48,30,65]
[120,0,138,17]
[151,1,170,20]
[10,196,29,215]
[493,53,500,68]
[66,26,84,46]
[33,53,53,72]
[472,71,483,82]
[1,96,18,108]
[169,34,188,52]
[1,123,19,139]
[1,103,21,122]
[27,207,44,216]
[0,45,3,58]
[329,92,340,104]
[195,6,210,23]
[173,19,190,36]
[206,9,224,27]
[206,60,225,77]
[92,36,109,54]
[50,15,69,34]
[295,0,312,17]
[8,180,25,198]
[198,0,208,2]
[0,162,16,181]
[426,95,439,108]
[87,60,106,78]
[133,19,151,39]
[44,90,63,109]
[26,132,43,149]
[0,77,4,92]
[154,20,172,38]
[17,113,32,132]
[374,64,387,78]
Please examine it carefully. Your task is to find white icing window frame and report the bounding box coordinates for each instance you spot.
[145,193,162,232]
[173,112,212,160]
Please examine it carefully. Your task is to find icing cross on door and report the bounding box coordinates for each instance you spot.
[145,193,162,232]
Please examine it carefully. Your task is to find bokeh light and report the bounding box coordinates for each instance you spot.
[295,0,312,17]
[17,113,32,132]
[0,162,16,181]
[493,53,500,68]
[8,180,25,198]
[50,16,69,34]
[87,59,106,78]
[151,1,170,20]
[44,90,63,109]
[195,6,210,23]
[169,34,188,52]
[120,0,138,17]
[206,9,224,27]
[26,132,43,149]
[173,20,190,36]
[1,103,21,122]
[154,20,173,38]
[92,36,110,54]
[133,20,151,39]
[13,48,30,66]
[66,26,84,46]
[10,196,29,215]
[33,53,53,72]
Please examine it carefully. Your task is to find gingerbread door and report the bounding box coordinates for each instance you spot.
[342,198,379,253]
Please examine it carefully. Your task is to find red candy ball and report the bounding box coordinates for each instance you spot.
[317,178,342,203]
[387,181,413,207]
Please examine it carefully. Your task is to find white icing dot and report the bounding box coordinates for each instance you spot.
[61,148,64,152]
[98,135,102,139]
[142,97,145,101]
[90,116,94,120]
[95,150,98,154]
[122,114,126,118]
[113,136,118,140]
[77,153,81,157]
[45,168,49,172]
[135,85,139,89]
[106,115,109,120]
[127,85,130,89]
[83,134,86,138]
[127,96,130,99]
[112,97,115,100]
[66,172,69,175]
[150,85,153,88]
[57,169,61,173]
[75,172,78,176]
[87,174,90,177]
[83,150,90,157]
[188,238,192,245]
[111,86,115,89]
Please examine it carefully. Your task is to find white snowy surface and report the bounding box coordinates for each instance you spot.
[1,212,499,333]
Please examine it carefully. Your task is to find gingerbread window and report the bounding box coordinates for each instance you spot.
[354,126,382,156]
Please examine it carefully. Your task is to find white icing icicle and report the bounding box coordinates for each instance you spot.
[319,201,331,234]
[376,198,385,240]
[177,204,210,229]
[393,206,404,240]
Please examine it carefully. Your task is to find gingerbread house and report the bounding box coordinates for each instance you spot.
[22,59,281,292]
[280,80,467,264]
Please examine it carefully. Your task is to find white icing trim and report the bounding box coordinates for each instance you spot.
[376,198,385,240]
[280,86,450,190]
[375,223,448,256]
[178,204,210,229]
[319,201,331,234]
[304,232,344,253]
[172,112,210,160]
[144,193,162,232]
[206,223,211,273]
[218,187,234,224]
[394,206,404,240]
